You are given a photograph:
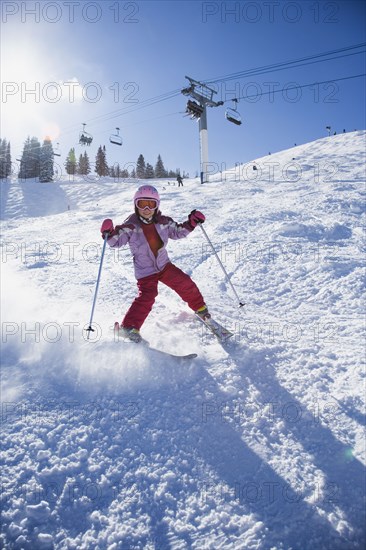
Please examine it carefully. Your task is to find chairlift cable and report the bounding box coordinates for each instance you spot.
[205,51,366,85]
[225,73,366,104]
[60,43,365,139]
[44,44,366,144]
[9,44,366,153]
[60,89,182,135]
[203,43,366,85]
[81,45,365,130]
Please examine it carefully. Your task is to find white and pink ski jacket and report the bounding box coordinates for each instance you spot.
[106,212,193,280]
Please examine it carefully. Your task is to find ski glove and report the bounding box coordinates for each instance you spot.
[188,210,205,228]
[101,218,114,239]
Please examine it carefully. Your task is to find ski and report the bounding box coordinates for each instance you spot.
[150,350,197,361]
[195,315,234,342]
[113,322,197,360]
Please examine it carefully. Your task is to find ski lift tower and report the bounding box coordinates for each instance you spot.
[182,76,223,184]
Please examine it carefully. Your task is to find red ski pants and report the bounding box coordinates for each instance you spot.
[122,262,205,330]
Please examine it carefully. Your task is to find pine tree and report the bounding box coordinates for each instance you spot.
[39,137,54,182]
[145,163,154,178]
[136,154,146,179]
[95,145,109,177]
[18,136,41,180]
[155,154,167,178]
[65,147,77,175]
[30,137,41,178]
[0,139,11,179]
[18,138,28,180]
[78,151,91,175]
[110,163,122,179]
[6,141,11,178]
[0,138,8,180]
[0,139,5,179]
[77,154,84,175]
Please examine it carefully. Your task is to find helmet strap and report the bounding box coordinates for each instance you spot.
[139,214,154,224]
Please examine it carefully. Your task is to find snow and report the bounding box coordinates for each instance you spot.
[1,131,365,549]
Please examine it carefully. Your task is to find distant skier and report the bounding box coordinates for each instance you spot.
[177,174,183,187]
[101,185,210,342]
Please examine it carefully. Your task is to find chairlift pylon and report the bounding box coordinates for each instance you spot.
[109,127,123,146]
[79,123,93,146]
[225,99,242,126]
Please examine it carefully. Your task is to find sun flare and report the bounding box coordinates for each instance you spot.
[1,35,67,153]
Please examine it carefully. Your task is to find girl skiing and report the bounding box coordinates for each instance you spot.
[101,185,210,342]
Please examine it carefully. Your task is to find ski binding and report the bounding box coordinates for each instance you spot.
[195,315,234,342]
[113,322,197,360]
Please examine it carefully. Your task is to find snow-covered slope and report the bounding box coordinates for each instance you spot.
[1,131,365,549]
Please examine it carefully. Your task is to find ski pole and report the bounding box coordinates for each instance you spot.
[199,223,245,307]
[85,233,109,339]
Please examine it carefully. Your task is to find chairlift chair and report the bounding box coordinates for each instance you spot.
[79,123,93,146]
[225,99,242,126]
[186,100,204,120]
[109,127,123,146]
[53,143,61,157]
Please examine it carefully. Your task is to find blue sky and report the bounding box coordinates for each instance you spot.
[1,0,365,177]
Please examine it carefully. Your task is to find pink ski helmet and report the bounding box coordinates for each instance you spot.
[134,185,160,209]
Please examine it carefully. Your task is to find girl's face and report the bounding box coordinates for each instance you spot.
[138,206,156,219]
[136,198,158,218]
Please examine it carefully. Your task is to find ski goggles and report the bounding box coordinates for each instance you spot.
[135,198,158,210]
